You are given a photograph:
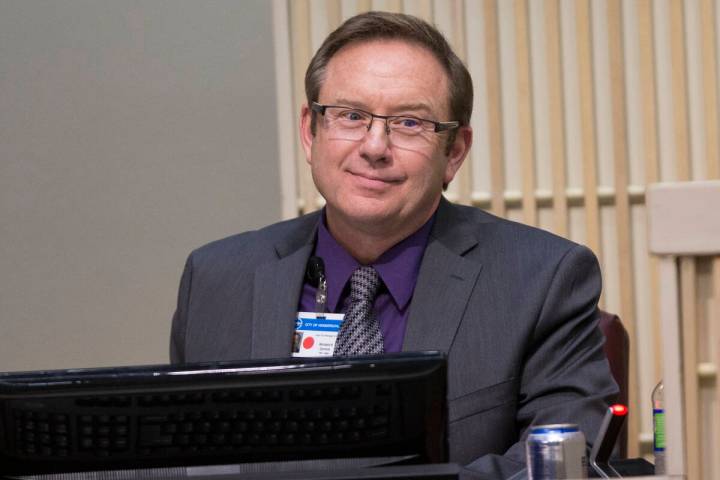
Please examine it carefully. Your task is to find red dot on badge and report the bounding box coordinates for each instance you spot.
[302,337,315,349]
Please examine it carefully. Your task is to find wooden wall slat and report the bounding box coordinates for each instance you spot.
[326,0,342,30]
[273,0,299,219]
[357,0,372,14]
[483,0,506,217]
[544,0,568,237]
[684,0,705,183]
[637,0,663,393]
[680,257,700,480]
[464,0,491,201]
[637,0,660,185]
[575,0,602,256]
[606,0,639,458]
[452,0,473,206]
[289,0,316,214]
[700,0,719,180]
[373,0,401,13]
[402,0,433,22]
[670,0,691,181]
[653,0,676,182]
[636,0,662,448]
[514,0,537,226]
[450,0,467,62]
[658,256,685,476]
[713,258,720,479]
[704,2,720,473]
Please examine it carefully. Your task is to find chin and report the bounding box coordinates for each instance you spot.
[334,201,400,226]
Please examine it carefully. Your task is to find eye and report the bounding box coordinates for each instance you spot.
[391,116,423,129]
[401,118,420,128]
[339,110,366,121]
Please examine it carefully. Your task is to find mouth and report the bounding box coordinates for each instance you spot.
[347,171,402,190]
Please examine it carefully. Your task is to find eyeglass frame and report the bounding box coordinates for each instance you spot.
[310,102,461,135]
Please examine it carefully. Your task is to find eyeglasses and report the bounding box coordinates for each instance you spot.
[311,102,459,149]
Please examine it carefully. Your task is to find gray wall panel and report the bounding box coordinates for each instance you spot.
[0,1,282,370]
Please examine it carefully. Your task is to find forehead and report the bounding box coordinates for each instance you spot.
[319,39,450,116]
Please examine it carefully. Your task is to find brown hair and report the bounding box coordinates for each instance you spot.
[305,11,473,143]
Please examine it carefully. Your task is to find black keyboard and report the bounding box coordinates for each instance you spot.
[0,353,447,475]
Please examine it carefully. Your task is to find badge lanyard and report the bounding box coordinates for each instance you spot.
[292,256,343,357]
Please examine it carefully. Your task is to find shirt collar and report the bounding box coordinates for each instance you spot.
[315,211,435,311]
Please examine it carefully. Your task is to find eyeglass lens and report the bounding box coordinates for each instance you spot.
[321,107,437,149]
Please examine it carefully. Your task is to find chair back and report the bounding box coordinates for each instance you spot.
[598,309,629,458]
[646,180,720,479]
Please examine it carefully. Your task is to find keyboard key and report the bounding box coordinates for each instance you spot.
[371,415,388,427]
[139,425,173,447]
[366,428,389,440]
[113,438,128,450]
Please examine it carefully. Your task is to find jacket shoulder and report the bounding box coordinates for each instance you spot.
[445,202,585,253]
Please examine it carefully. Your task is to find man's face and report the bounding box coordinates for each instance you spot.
[300,40,471,237]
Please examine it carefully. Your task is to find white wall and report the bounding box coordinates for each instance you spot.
[0,1,282,371]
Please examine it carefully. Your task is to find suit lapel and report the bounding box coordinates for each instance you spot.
[403,199,484,353]
[250,214,319,359]
[248,200,487,356]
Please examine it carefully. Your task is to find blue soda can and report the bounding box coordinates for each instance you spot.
[526,424,587,479]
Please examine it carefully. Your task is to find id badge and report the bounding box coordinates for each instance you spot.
[292,312,344,357]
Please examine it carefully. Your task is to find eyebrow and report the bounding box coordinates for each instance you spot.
[332,98,436,117]
[390,103,434,116]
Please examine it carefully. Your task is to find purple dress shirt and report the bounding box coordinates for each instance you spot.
[298,212,435,352]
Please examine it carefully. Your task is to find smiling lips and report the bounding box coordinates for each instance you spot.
[348,170,402,188]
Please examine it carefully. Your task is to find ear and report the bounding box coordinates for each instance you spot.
[443,126,473,185]
[299,103,314,164]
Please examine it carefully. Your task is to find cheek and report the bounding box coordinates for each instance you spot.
[309,143,347,189]
[311,137,350,165]
[423,156,450,184]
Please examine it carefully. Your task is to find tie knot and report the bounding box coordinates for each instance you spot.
[349,266,380,302]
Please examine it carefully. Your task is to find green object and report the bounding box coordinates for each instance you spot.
[653,409,665,451]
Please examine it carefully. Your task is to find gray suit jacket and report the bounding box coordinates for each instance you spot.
[170,198,618,479]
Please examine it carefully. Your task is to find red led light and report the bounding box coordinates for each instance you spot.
[610,404,628,416]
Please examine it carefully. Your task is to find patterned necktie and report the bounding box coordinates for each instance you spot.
[333,266,384,356]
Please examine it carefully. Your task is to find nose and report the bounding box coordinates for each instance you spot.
[358,117,391,161]
[365,116,391,136]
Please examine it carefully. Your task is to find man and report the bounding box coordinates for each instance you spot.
[171,11,618,479]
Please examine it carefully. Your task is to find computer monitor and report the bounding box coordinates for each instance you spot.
[0,352,447,476]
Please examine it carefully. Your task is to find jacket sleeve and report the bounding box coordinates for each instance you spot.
[169,254,194,364]
[464,244,619,479]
